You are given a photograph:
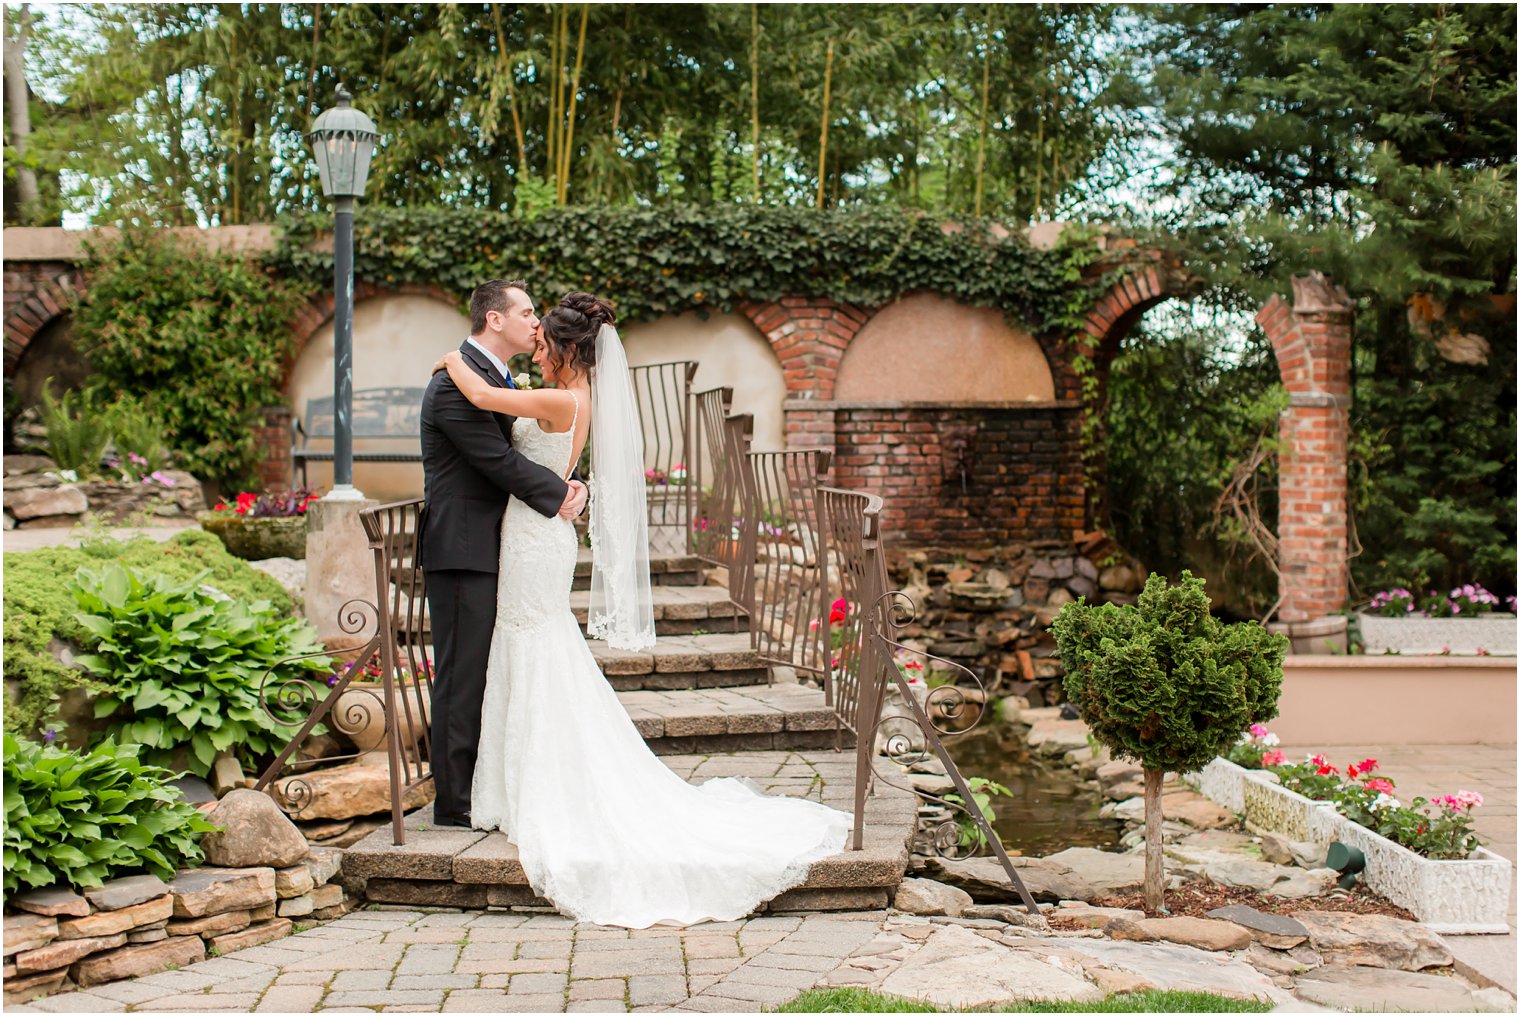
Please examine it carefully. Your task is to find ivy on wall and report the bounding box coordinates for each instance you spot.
[272,205,1110,337]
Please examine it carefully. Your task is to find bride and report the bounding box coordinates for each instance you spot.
[432,292,851,929]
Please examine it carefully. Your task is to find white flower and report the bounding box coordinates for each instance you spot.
[513,372,533,389]
[1370,793,1401,812]
[1262,733,1280,747]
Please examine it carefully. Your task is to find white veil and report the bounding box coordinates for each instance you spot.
[586,323,656,651]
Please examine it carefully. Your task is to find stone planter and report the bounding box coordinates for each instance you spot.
[1241,775,1335,842]
[199,513,307,560]
[1357,611,1516,656]
[1186,757,1256,815]
[1315,809,1513,934]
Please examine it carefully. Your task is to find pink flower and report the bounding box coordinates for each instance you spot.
[1356,758,1379,774]
[832,597,848,613]
[1364,778,1395,795]
[1455,790,1485,810]
[1309,753,1328,768]
[1249,723,1270,738]
[1261,750,1286,767]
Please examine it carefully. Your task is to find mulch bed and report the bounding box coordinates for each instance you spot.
[1046,882,1415,929]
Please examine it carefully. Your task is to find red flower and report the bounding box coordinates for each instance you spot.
[829,609,847,626]
[1316,764,1337,776]
[213,502,228,511]
[1356,758,1379,774]
[831,597,848,613]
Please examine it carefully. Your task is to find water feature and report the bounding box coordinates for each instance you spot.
[943,723,1122,857]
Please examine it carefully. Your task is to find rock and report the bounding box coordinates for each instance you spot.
[1099,565,1142,593]
[170,775,216,804]
[1100,797,1145,823]
[251,902,278,922]
[276,865,315,899]
[309,883,344,909]
[1106,916,1251,952]
[249,557,306,601]
[70,935,206,987]
[1205,904,1308,949]
[1096,759,1143,788]
[917,855,1095,903]
[878,925,1101,1007]
[1160,791,1235,830]
[1039,847,1144,895]
[210,753,247,798]
[1105,780,1145,801]
[3,968,68,1004]
[1018,937,1288,1003]
[1066,576,1097,600]
[961,905,1050,931]
[211,918,293,956]
[3,913,58,957]
[1242,941,1322,977]
[4,454,57,475]
[893,878,973,917]
[167,866,276,918]
[277,893,316,918]
[10,886,90,918]
[1294,964,1504,1012]
[1175,829,1259,854]
[1046,588,1075,609]
[56,894,173,939]
[909,771,956,797]
[166,909,250,938]
[15,931,129,972]
[302,844,344,887]
[201,788,309,868]
[1026,719,1091,755]
[4,484,87,520]
[273,761,434,820]
[1052,903,1146,929]
[126,928,168,944]
[1295,911,1453,971]
[1263,867,1337,900]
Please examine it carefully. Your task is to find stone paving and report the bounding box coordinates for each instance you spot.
[8,909,886,1014]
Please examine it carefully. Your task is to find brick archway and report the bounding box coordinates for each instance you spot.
[737,297,874,451]
[282,280,463,385]
[4,266,83,373]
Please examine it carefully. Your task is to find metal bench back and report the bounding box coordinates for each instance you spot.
[305,387,427,438]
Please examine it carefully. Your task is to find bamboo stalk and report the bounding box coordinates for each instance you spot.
[751,3,761,201]
[974,20,990,217]
[547,3,565,184]
[816,39,834,210]
[491,3,528,172]
[559,3,589,204]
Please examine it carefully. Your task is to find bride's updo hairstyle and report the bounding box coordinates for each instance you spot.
[540,292,616,379]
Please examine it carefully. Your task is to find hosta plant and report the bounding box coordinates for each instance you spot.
[71,563,333,776]
[3,733,217,895]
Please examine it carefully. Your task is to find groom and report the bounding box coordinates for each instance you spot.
[418,279,588,828]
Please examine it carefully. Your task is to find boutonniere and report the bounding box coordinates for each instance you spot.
[513,372,533,390]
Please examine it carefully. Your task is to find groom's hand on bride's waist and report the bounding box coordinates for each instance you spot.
[558,479,589,519]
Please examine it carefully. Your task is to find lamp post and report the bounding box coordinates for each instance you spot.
[307,84,379,500]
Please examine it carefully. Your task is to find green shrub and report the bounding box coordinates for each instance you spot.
[3,733,216,896]
[37,383,112,475]
[71,562,331,776]
[3,530,294,738]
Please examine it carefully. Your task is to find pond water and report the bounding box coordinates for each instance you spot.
[943,723,1123,857]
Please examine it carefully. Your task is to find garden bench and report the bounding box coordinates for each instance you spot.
[291,387,426,488]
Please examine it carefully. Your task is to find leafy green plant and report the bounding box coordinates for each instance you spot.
[4,530,294,739]
[70,562,331,775]
[103,395,173,476]
[1051,572,1286,913]
[942,776,1014,851]
[37,382,112,475]
[3,733,217,895]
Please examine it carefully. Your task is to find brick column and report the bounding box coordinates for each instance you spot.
[741,297,871,456]
[1257,273,1354,622]
[256,404,294,493]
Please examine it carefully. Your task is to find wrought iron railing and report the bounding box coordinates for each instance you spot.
[741,449,832,681]
[630,361,699,554]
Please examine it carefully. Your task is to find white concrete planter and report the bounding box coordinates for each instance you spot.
[1195,757,1515,934]
[1358,612,1517,656]
[1316,809,1513,934]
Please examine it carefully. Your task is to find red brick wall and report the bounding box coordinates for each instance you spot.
[826,402,1085,545]
[4,261,79,373]
[1257,273,1354,621]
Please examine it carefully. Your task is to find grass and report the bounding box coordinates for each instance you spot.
[773,988,1274,1013]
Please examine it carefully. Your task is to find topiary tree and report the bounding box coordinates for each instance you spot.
[1051,571,1286,914]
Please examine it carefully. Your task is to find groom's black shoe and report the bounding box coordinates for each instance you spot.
[432,813,472,828]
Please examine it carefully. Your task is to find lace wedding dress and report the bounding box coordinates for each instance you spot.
[469,407,852,928]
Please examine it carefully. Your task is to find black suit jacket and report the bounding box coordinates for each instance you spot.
[418,342,569,573]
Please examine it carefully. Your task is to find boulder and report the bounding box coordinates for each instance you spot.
[878,925,1101,1007]
[1295,910,1454,971]
[1205,905,1309,949]
[1294,964,1507,1013]
[916,855,1095,903]
[893,878,973,917]
[1039,847,1145,896]
[201,788,309,868]
[273,761,434,820]
[70,935,205,987]
[4,484,87,520]
[10,886,90,918]
[167,867,276,918]
[83,874,170,912]
[1106,916,1251,952]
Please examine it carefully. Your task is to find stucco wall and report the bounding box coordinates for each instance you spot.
[286,293,470,500]
[835,293,1055,403]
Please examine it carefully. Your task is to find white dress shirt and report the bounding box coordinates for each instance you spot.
[466,337,512,384]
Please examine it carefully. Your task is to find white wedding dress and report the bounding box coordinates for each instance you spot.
[469,406,852,929]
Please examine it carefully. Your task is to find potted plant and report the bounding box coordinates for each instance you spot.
[1051,571,1287,914]
[1358,584,1517,655]
[199,489,318,560]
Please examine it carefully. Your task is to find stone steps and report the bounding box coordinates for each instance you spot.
[618,684,846,755]
[590,631,771,692]
[571,585,747,637]
[340,750,918,914]
[572,547,705,591]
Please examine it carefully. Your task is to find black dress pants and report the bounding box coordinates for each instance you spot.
[424,569,499,825]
